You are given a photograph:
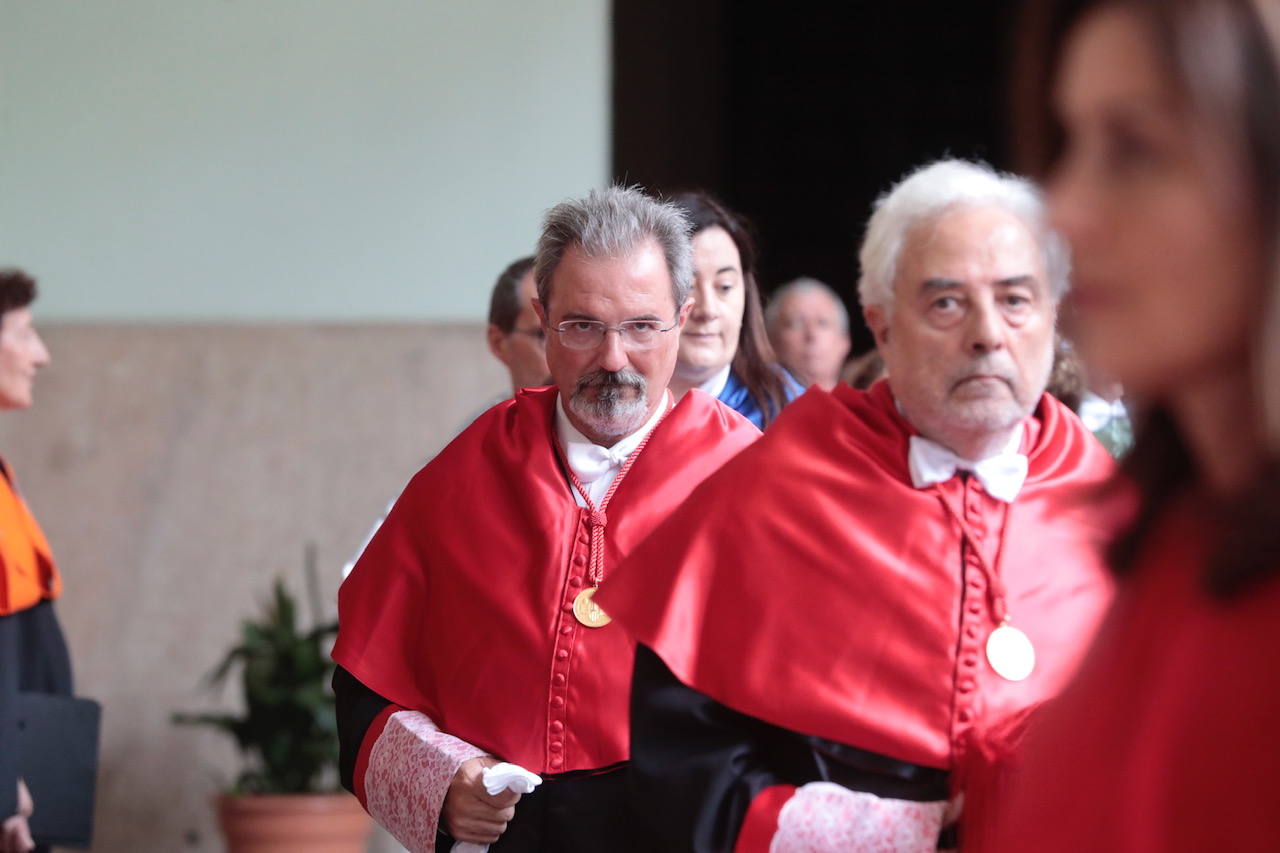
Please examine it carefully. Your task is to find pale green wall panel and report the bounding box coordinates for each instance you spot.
[0,0,610,320]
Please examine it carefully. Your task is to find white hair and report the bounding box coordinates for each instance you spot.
[765,277,850,334]
[856,159,1071,312]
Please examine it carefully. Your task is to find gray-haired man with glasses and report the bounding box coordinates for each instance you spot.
[333,185,760,853]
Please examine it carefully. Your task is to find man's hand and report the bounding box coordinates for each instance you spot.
[442,756,522,844]
[1,779,35,853]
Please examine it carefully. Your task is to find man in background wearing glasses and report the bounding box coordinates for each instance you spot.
[332,186,760,852]
[483,255,554,403]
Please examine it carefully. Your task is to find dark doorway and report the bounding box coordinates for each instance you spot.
[613,0,1021,351]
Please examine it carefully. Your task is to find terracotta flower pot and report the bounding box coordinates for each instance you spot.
[217,793,372,853]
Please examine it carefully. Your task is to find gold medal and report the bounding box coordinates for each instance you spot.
[986,624,1036,682]
[572,586,612,628]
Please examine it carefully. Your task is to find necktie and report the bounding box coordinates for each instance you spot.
[907,435,1028,503]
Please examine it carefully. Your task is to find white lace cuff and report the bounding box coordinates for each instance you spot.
[769,782,946,853]
[364,710,490,853]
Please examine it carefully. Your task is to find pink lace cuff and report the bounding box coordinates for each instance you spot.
[363,710,490,853]
[770,782,946,853]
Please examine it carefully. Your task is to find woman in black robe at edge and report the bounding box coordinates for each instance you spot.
[0,269,72,853]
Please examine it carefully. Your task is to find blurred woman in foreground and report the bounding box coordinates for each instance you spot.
[985,1,1280,849]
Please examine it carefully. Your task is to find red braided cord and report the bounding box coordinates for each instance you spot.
[556,398,673,586]
[934,489,1013,626]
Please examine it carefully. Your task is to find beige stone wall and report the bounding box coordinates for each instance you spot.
[0,323,507,852]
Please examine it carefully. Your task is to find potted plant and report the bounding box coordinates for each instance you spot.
[175,552,370,853]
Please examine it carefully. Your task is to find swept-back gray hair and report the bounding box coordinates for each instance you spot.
[856,159,1070,312]
[534,185,693,314]
[765,276,850,334]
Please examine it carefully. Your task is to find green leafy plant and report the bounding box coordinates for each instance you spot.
[175,548,339,794]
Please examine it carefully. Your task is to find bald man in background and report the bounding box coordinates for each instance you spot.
[765,277,852,390]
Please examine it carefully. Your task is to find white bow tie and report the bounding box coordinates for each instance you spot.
[565,441,632,485]
[907,435,1028,503]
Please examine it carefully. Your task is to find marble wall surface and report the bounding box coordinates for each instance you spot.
[0,323,508,852]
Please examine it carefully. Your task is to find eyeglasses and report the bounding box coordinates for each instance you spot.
[551,318,679,351]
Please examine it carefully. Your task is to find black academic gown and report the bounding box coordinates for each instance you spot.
[627,647,952,853]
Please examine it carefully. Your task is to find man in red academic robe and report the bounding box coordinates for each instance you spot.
[596,159,1129,852]
[331,186,759,852]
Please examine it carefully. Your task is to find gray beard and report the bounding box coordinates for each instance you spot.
[568,368,650,440]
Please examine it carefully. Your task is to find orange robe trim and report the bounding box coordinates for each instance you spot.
[0,457,62,617]
[332,386,760,775]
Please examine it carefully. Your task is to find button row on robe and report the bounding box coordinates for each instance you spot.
[544,516,594,773]
[966,488,982,514]
[952,536,990,756]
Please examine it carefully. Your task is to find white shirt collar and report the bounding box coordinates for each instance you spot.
[555,391,671,505]
[907,424,1028,503]
[695,364,732,399]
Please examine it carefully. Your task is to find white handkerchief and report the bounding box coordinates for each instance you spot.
[451,763,543,853]
[481,762,542,796]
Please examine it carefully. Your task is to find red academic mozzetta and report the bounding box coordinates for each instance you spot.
[597,381,1128,850]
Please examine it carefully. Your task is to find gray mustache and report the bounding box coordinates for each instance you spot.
[575,369,646,398]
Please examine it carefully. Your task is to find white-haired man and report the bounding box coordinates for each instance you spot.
[598,159,1129,851]
[764,277,852,390]
[332,186,759,852]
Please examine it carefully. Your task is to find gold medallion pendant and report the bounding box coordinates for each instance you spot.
[573,586,612,628]
[986,623,1036,682]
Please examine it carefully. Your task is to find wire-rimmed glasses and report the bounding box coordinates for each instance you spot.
[550,318,679,351]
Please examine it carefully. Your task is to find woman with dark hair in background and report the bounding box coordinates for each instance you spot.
[0,269,64,853]
[667,192,802,429]
[977,1,1280,849]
